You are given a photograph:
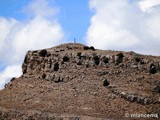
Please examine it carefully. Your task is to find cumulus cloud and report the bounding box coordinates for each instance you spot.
[86,0,160,55]
[0,0,64,89]
[138,0,160,12]
[0,65,22,89]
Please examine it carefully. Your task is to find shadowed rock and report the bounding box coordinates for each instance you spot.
[103,79,110,86]
[149,63,157,74]
[39,49,47,57]
[54,62,59,71]
[153,86,160,93]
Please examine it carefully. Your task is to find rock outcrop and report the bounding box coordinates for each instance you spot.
[0,43,160,120]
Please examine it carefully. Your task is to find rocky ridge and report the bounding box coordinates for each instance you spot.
[0,43,160,120]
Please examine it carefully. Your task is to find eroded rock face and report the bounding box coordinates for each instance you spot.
[22,44,160,83]
[1,43,160,119]
[22,44,125,82]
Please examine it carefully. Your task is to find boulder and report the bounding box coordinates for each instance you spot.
[115,53,124,64]
[149,63,157,74]
[136,96,144,104]
[53,62,59,71]
[83,46,89,50]
[103,79,110,86]
[39,49,47,57]
[77,60,83,65]
[116,53,124,58]
[42,73,46,79]
[153,86,160,93]
[77,52,82,59]
[102,56,109,64]
[63,56,69,62]
[89,46,95,51]
[125,94,136,102]
[93,55,100,65]
[54,76,63,83]
[97,71,108,76]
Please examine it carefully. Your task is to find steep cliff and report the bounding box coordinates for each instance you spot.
[0,43,160,120]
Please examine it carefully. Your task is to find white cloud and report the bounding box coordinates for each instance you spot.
[0,65,22,89]
[22,0,58,18]
[146,15,160,39]
[86,0,160,55]
[0,0,64,89]
[11,16,63,64]
[139,0,160,12]
[0,17,17,54]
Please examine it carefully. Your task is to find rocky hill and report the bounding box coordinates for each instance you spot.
[0,43,160,120]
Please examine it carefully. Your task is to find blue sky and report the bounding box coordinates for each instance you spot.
[0,0,30,20]
[55,0,92,43]
[0,0,92,42]
[0,0,160,89]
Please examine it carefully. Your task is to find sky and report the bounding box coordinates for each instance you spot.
[0,0,160,89]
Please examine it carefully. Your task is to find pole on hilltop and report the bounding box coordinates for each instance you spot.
[74,38,76,43]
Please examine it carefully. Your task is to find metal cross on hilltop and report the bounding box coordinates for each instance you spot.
[74,37,76,43]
